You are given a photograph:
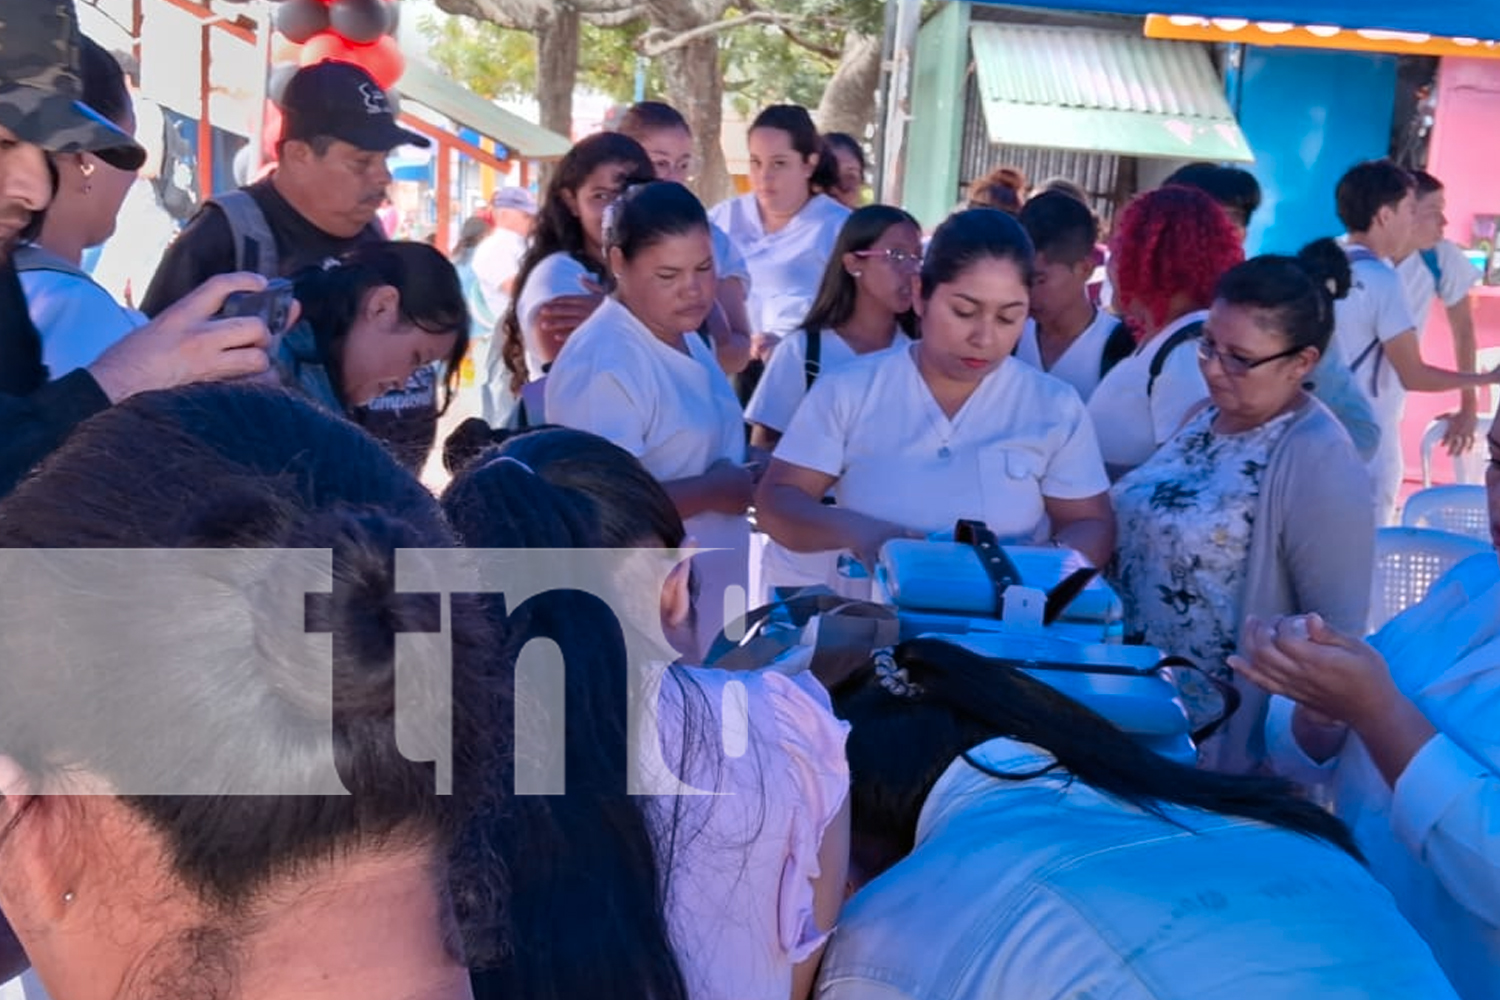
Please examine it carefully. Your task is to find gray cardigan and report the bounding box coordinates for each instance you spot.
[1200,396,1375,774]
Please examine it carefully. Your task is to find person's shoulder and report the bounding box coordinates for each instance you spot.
[1278,397,1363,463]
[818,340,903,390]
[809,193,852,222]
[1004,356,1087,409]
[707,194,748,226]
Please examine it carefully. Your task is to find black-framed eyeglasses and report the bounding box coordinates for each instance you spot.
[1196,339,1305,377]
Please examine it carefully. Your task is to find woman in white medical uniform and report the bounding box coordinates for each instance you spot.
[546,181,753,656]
[709,104,851,363]
[746,204,922,599]
[497,132,654,423]
[617,100,753,375]
[756,209,1114,580]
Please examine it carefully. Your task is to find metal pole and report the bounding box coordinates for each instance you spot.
[248,0,276,178]
[879,0,922,207]
[871,0,900,201]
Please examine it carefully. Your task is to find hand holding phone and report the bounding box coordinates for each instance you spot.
[216,278,297,336]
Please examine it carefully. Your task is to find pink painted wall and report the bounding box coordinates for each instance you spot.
[1400,57,1500,496]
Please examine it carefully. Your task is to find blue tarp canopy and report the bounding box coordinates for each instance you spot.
[975,2,1500,40]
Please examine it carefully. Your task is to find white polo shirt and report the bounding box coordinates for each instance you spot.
[1086,310,1209,473]
[709,193,850,337]
[774,346,1107,542]
[1398,239,1480,336]
[1330,248,1418,430]
[1014,309,1122,403]
[745,326,912,434]
[546,296,750,637]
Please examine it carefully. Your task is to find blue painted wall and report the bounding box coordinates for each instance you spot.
[1228,46,1399,255]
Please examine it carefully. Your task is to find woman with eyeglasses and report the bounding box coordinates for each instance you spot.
[746,206,922,599]
[756,209,1114,588]
[617,101,753,374]
[1110,240,1376,775]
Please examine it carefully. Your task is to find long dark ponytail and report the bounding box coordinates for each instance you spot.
[832,638,1362,879]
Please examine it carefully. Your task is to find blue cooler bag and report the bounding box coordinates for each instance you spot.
[875,519,1123,641]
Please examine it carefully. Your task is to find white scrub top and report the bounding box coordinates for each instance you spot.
[1398,238,1480,335]
[746,326,912,434]
[514,251,598,381]
[746,326,911,599]
[708,193,850,337]
[546,296,750,643]
[774,346,1108,543]
[1014,309,1120,403]
[1086,309,1209,473]
[711,222,751,292]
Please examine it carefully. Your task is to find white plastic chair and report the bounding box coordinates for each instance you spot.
[1400,484,1491,541]
[1369,526,1491,633]
[1420,346,1500,487]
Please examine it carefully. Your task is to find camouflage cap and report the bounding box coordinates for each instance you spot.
[0,1,146,172]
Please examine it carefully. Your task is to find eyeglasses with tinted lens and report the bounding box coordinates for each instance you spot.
[1196,338,1305,377]
[852,248,923,273]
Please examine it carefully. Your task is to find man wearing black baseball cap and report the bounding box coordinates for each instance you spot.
[0,0,273,506]
[139,60,427,316]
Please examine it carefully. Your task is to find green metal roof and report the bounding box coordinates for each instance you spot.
[396,60,572,161]
[969,24,1252,162]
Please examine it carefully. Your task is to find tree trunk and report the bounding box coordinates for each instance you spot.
[659,38,730,207]
[535,5,580,184]
[815,32,882,140]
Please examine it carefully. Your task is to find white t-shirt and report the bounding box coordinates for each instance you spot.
[1331,248,1419,430]
[471,225,529,322]
[746,326,912,433]
[1086,310,1209,473]
[1398,239,1480,334]
[19,264,145,376]
[708,193,850,337]
[513,251,598,381]
[546,296,749,642]
[711,222,751,293]
[1014,309,1122,403]
[774,347,1107,542]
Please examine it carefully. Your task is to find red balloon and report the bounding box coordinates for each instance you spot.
[297,31,361,66]
[297,31,404,89]
[359,35,405,89]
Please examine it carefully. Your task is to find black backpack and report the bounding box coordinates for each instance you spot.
[1098,320,1136,380]
[1145,319,1204,396]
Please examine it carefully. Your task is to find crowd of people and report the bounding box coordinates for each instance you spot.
[0,1,1497,998]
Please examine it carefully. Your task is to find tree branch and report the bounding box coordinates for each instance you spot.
[636,11,783,56]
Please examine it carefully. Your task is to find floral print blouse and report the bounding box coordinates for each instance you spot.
[1110,406,1297,726]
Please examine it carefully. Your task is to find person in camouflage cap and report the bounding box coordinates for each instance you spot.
[0,1,145,173]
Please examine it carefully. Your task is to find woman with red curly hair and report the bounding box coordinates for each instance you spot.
[1087,187,1244,478]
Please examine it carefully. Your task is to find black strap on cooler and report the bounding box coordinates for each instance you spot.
[954,519,1022,617]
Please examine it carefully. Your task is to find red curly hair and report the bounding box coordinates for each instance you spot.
[1109,186,1245,335]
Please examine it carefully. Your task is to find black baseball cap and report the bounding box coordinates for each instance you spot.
[280,61,429,151]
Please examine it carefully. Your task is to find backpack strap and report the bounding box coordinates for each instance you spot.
[1420,247,1443,288]
[1146,320,1203,397]
[209,189,279,278]
[804,328,822,391]
[1098,319,1135,379]
[1343,243,1387,397]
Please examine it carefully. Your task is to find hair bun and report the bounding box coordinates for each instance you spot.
[1296,237,1353,303]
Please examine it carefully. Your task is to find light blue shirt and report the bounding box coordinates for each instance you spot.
[819,736,1458,1000]
[1267,551,1500,1000]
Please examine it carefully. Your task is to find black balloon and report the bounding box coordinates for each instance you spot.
[267,62,301,107]
[274,0,329,44]
[329,0,391,45]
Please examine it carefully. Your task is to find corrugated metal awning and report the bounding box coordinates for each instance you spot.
[969,24,1252,162]
[395,60,571,162]
[969,1,1500,40]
